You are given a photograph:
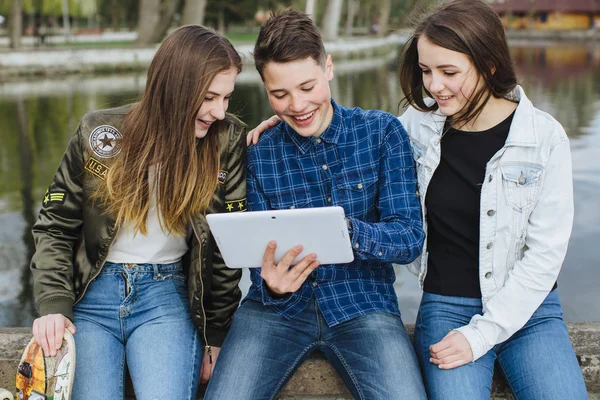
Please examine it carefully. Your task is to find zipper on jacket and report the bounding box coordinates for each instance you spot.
[74,226,119,305]
[190,222,211,364]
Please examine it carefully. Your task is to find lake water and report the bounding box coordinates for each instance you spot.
[1,42,599,327]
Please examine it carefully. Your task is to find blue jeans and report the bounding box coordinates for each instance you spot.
[205,298,426,400]
[72,262,201,400]
[415,290,587,400]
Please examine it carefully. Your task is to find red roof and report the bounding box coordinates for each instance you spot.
[488,0,599,13]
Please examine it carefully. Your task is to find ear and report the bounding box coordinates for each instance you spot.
[325,54,334,81]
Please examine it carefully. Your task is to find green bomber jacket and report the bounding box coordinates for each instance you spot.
[30,105,247,347]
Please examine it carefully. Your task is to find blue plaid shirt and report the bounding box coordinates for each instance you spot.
[245,100,424,327]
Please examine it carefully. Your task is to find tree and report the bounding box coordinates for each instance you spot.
[321,0,342,40]
[135,0,180,45]
[181,0,206,26]
[9,0,22,49]
[344,0,356,37]
[305,0,316,18]
[377,0,391,37]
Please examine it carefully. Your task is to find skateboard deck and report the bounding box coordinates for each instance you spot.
[15,331,76,400]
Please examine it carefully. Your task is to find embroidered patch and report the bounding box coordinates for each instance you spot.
[218,170,228,185]
[42,189,66,207]
[225,198,247,212]
[85,158,110,180]
[88,125,122,159]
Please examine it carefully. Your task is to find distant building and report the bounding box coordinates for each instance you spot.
[487,0,600,30]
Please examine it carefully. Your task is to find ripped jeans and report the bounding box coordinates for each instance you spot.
[72,261,201,400]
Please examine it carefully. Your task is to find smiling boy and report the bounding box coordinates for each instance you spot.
[204,9,426,399]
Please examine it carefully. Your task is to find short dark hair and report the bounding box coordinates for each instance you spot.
[253,8,326,79]
[399,0,517,127]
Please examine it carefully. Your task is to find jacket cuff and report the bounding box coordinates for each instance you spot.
[37,295,74,322]
[455,324,489,362]
[205,326,228,347]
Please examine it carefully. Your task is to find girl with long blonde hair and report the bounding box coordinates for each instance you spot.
[29,25,247,399]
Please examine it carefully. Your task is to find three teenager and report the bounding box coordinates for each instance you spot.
[30,1,586,399]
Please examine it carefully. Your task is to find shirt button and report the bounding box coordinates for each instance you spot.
[312,281,318,287]
[316,138,322,144]
[357,183,363,189]
[486,242,493,250]
[485,272,492,279]
[487,210,495,216]
[327,197,332,203]
[354,243,359,249]
[290,205,295,209]
[322,165,328,171]
[378,251,383,256]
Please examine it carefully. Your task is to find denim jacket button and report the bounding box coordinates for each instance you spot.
[486,242,493,249]
[487,210,496,216]
[488,174,493,182]
[485,272,492,279]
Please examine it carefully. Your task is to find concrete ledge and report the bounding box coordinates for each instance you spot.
[0,35,405,80]
[1,323,598,399]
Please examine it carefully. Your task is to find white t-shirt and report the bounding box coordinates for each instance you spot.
[106,166,189,264]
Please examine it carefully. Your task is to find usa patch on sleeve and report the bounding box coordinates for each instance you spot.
[85,158,110,180]
[225,198,247,212]
[42,189,66,207]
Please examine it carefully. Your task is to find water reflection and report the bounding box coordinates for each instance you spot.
[1,43,599,326]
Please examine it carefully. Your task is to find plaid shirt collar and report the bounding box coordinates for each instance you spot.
[283,99,343,154]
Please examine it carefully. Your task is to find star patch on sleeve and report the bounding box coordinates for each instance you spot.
[225,198,247,212]
[42,189,66,207]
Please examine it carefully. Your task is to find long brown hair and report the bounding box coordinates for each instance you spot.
[399,0,517,128]
[97,25,242,235]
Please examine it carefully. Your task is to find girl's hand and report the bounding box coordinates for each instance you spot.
[429,330,473,369]
[32,314,76,356]
[246,115,280,146]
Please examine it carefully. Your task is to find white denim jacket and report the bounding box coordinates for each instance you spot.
[399,86,574,361]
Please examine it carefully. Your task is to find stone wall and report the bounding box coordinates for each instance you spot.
[1,322,598,399]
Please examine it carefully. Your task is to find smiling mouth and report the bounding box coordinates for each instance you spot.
[292,110,316,121]
[197,119,214,127]
[436,95,453,101]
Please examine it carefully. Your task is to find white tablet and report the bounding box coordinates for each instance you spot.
[206,206,354,269]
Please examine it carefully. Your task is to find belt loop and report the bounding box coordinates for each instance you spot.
[153,263,161,280]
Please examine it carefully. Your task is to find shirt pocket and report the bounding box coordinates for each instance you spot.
[501,163,543,212]
[268,189,311,210]
[335,167,378,213]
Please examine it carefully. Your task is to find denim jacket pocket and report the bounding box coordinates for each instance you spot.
[501,163,543,212]
[269,190,311,210]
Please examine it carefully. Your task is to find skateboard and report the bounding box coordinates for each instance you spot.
[0,388,14,400]
[15,331,76,400]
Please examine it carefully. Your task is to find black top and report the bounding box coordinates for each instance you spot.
[423,112,514,298]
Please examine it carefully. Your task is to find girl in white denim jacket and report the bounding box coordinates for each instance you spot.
[397,1,587,399]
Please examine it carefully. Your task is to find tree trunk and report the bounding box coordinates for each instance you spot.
[62,0,71,41]
[181,0,207,25]
[150,0,181,43]
[322,0,343,41]
[217,5,225,35]
[9,0,22,49]
[344,0,356,37]
[135,0,161,45]
[305,0,316,19]
[378,0,391,37]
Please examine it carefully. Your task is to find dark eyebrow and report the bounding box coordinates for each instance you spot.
[418,62,458,69]
[269,79,317,94]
